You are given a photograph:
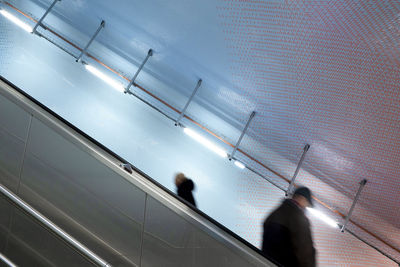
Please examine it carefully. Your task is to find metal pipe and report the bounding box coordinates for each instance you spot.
[0,253,17,267]
[0,184,111,267]
[286,144,310,196]
[124,49,153,93]
[4,2,400,260]
[32,0,60,34]
[229,111,256,160]
[341,179,367,232]
[175,79,202,126]
[76,20,105,63]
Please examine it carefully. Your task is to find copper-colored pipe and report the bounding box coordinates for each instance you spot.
[4,1,399,255]
[5,1,36,21]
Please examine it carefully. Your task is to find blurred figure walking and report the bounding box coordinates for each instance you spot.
[262,187,316,267]
[174,173,196,207]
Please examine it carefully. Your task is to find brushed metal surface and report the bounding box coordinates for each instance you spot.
[0,78,274,266]
[27,117,146,223]
[142,196,259,267]
[5,208,94,267]
[19,152,142,265]
[0,196,12,252]
[0,93,31,141]
[0,128,24,193]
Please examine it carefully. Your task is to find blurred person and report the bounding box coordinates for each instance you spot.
[174,173,196,207]
[262,187,316,267]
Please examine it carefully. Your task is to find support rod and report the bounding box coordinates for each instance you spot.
[0,184,111,267]
[32,0,60,34]
[229,111,256,160]
[76,20,105,63]
[341,179,367,232]
[175,79,202,126]
[286,144,310,196]
[125,49,153,93]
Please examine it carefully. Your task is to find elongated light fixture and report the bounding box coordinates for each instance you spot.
[234,160,245,169]
[85,65,125,93]
[307,207,338,228]
[183,127,227,158]
[0,9,33,32]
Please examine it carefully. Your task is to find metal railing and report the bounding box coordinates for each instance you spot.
[0,184,111,267]
[0,252,17,267]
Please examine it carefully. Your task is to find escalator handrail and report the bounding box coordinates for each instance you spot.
[0,252,17,267]
[0,184,111,267]
[0,76,276,266]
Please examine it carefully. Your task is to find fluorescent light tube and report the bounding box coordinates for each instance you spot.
[183,128,227,158]
[85,65,125,93]
[234,160,245,169]
[0,9,33,32]
[307,207,338,228]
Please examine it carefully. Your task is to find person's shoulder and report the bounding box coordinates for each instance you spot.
[182,178,195,191]
[265,200,291,219]
[281,199,300,211]
[281,200,308,222]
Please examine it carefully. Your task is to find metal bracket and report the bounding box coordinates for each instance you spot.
[175,79,202,126]
[125,49,153,94]
[341,179,367,232]
[32,0,60,34]
[228,111,256,160]
[120,163,133,174]
[286,144,310,196]
[76,20,105,63]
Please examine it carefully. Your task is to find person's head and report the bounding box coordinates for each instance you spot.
[292,187,313,208]
[175,173,186,187]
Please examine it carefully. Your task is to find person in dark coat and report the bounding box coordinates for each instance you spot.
[262,187,316,267]
[175,173,196,207]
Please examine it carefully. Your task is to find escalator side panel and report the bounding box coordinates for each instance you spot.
[0,92,31,141]
[27,117,146,223]
[6,208,94,267]
[0,78,275,267]
[0,197,12,252]
[0,129,25,194]
[19,136,143,265]
[0,94,31,194]
[142,196,258,267]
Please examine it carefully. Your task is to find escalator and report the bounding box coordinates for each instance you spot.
[0,183,109,266]
[0,76,276,266]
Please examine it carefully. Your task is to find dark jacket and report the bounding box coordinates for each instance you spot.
[262,199,316,267]
[177,179,196,207]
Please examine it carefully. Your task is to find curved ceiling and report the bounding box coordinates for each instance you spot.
[7,0,400,261]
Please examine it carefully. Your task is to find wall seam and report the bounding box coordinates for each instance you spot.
[3,114,33,254]
[16,114,33,194]
[139,194,148,267]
